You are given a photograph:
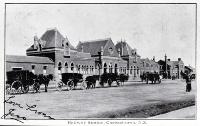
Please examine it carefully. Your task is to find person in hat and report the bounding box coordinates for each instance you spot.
[185,72,192,92]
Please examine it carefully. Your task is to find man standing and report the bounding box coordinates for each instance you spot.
[185,72,192,92]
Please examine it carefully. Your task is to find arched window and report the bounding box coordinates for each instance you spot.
[104,63,107,73]
[81,65,84,73]
[134,66,136,77]
[78,65,80,73]
[91,66,94,73]
[109,63,112,73]
[130,66,133,75]
[71,63,74,72]
[137,67,139,75]
[86,66,88,74]
[58,62,62,70]
[65,62,68,73]
[114,64,118,74]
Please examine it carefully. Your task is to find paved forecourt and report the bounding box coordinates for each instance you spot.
[5,79,196,119]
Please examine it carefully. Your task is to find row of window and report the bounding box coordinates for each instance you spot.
[58,62,95,74]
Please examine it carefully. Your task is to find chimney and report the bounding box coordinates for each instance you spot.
[117,48,121,57]
[153,56,155,61]
[33,35,38,49]
[101,46,104,55]
[178,58,181,61]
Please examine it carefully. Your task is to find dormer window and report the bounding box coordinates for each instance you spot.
[108,47,113,54]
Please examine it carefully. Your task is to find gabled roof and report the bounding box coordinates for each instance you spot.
[185,66,194,70]
[115,41,140,57]
[6,55,54,64]
[76,38,111,56]
[26,28,75,51]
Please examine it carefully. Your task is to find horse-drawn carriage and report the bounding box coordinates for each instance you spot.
[6,70,53,94]
[6,70,34,94]
[85,73,129,89]
[57,73,84,90]
[140,72,161,84]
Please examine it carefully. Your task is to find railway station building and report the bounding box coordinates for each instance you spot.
[6,28,162,81]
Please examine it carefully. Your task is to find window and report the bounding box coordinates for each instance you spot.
[43,66,47,74]
[32,65,35,74]
[114,64,118,74]
[58,62,62,70]
[65,62,68,73]
[130,66,133,74]
[12,67,22,71]
[104,63,107,73]
[91,66,94,73]
[109,63,112,73]
[124,67,126,74]
[82,65,84,73]
[134,66,136,77]
[108,47,113,54]
[71,63,74,72]
[86,66,89,74]
[78,65,80,73]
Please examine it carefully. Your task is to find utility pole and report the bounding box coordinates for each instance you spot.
[165,54,168,78]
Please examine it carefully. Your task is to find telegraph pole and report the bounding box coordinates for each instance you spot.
[165,54,168,78]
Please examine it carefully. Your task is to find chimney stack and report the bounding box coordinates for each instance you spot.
[101,46,104,55]
[33,35,38,49]
[117,48,121,57]
[153,56,155,61]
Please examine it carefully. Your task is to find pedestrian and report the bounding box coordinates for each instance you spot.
[185,73,192,92]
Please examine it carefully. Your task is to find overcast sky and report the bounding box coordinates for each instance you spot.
[6,4,196,67]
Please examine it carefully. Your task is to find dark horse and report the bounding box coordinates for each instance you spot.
[141,72,161,84]
[33,74,53,92]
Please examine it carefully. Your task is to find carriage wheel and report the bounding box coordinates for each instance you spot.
[107,79,112,87]
[6,88,11,95]
[11,81,22,94]
[22,85,29,93]
[81,81,87,90]
[33,82,40,93]
[57,80,64,91]
[67,80,74,90]
[116,80,120,86]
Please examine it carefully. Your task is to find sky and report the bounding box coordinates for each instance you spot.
[5,4,196,67]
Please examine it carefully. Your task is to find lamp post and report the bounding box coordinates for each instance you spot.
[98,51,102,81]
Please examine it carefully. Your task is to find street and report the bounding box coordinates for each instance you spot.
[5,79,196,119]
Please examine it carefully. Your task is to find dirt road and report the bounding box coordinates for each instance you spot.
[4,79,196,119]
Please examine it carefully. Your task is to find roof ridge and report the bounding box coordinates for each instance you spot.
[80,38,111,43]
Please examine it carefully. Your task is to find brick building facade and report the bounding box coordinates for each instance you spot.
[6,28,162,81]
[158,55,184,79]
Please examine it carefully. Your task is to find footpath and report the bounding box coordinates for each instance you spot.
[149,105,196,119]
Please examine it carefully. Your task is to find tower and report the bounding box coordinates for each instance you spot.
[64,36,70,57]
